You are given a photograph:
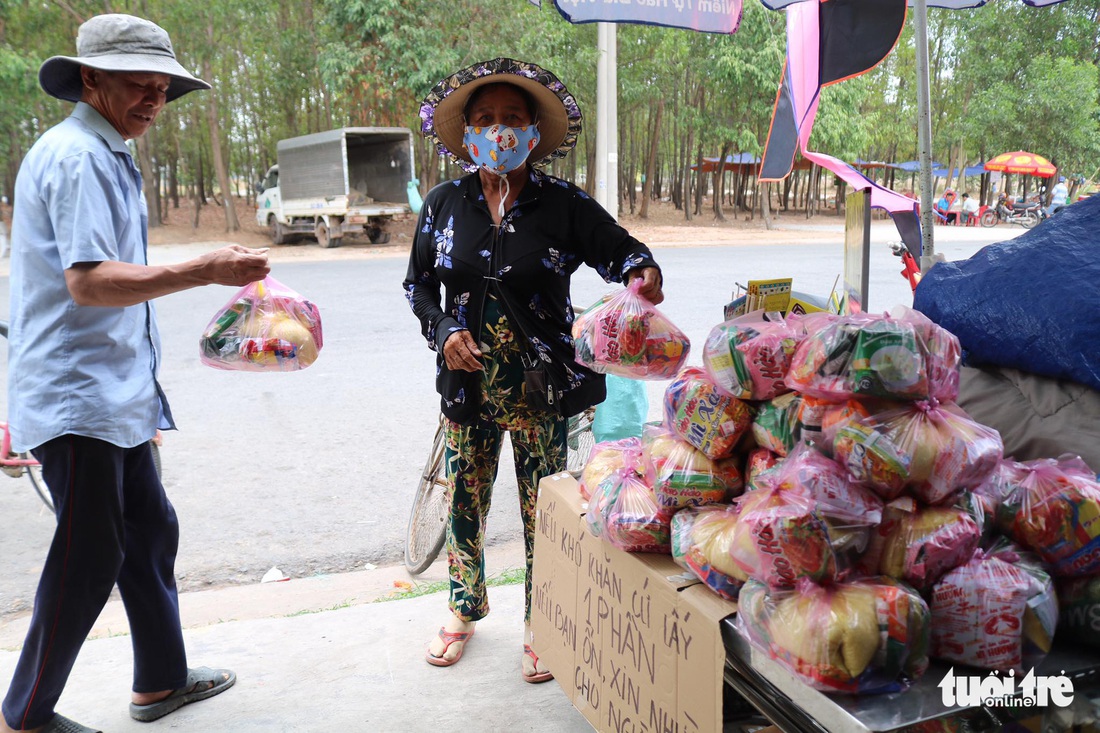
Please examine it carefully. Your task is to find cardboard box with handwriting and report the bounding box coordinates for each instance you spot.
[531,473,739,733]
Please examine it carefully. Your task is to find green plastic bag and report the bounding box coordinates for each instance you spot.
[594,375,648,443]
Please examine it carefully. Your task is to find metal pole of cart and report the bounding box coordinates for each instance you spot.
[914,0,938,271]
[595,22,619,220]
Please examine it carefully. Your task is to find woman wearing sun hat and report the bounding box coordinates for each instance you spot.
[404,58,664,682]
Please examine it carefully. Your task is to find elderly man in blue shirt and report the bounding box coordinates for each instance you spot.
[1,14,269,733]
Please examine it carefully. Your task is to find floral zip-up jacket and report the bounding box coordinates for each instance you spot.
[403,168,660,423]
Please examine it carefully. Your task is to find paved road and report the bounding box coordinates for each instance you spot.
[0,222,1019,619]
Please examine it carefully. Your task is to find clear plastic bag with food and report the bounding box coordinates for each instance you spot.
[578,437,643,501]
[663,366,754,460]
[671,504,746,600]
[857,497,981,593]
[995,455,1100,576]
[794,395,885,457]
[735,576,931,694]
[200,276,322,372]
[702,314,803,401]
[586,451,669,552]
[833,400,1003,504]
[785,307,960,402]
[930,540,1058,674]
[573,279,690,380]
[642,424,743,511]
[968,458,1030,545]
[751,392,802,457]
[731,445,882,588]
[757,442,885,526]
[606,470,670,554]
[744,447,781,493]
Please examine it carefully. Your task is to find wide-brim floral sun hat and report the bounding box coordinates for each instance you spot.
[420,58,582,170]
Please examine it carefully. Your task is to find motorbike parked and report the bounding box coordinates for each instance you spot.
[980,194,1042,229]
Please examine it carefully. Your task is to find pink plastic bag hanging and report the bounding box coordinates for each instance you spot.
[200,275,322,372]
[573,279,690,380]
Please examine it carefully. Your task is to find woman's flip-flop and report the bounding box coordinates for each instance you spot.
[426,626,475,667]
[128,666,236,722]
[522,644,554,683]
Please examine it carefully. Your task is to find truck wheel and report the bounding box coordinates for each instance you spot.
[367,226,390,244]
[270,217,289,245]
[316,222,342,248]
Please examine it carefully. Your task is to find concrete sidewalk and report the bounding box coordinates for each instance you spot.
[0,542,591,733]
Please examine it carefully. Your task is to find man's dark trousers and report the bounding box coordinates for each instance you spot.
[2,435,187,730]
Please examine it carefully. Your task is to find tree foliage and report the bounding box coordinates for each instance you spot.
[0,0,1097,220]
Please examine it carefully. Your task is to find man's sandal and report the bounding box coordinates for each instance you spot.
[522,644,554,683]
[39,714,102,733]
[426,626,475,667]
[128,666,236,722]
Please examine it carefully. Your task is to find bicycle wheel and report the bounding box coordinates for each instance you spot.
[566,407,596,477]
[26,458,53,512]
[404,422,450,575]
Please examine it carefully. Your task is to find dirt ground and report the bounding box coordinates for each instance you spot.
[147,195,846,257]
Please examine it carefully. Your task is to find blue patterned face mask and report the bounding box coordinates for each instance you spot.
[463,124,540,175]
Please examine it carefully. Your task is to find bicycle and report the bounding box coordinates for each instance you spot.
[0,320,163,511]
[403,406,595,575]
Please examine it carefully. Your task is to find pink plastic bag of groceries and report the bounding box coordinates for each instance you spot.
[200,275,322,372]
[930,541,1057,674]
[785,307,960,402]
[573,279,689,380]
[586,451,669,553]
[833,400,1003,504]
[702,313,803,401]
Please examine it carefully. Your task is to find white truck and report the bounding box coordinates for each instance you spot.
[254,127,415,247]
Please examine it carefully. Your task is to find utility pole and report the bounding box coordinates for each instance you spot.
[595,22,619,220]
[914,0,937,270]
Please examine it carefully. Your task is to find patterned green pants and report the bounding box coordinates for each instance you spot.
[443,295,567,622]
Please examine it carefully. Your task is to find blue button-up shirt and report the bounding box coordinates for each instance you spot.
[8,102,174,452]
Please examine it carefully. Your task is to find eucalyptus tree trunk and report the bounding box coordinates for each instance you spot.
[639,98,663,219]
[694,144,705,217]
[712,142,731,221]
[135,131,161,228]
[202,50,240,232]
[762,182,775,230]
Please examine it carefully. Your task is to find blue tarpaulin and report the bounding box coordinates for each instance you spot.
[932,165,988,178]
[914,195,1100,391]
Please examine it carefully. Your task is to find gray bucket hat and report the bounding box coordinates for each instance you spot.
[39,13,210,103]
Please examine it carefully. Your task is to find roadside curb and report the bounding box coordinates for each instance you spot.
[0,538,528,651]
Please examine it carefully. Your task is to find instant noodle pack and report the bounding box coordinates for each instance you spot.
[570,300,1100,696]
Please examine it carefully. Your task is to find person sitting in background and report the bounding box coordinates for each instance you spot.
[934,190,957,224]
[959,192,979,225]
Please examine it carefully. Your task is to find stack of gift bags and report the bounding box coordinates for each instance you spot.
[573,293,1100,698]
